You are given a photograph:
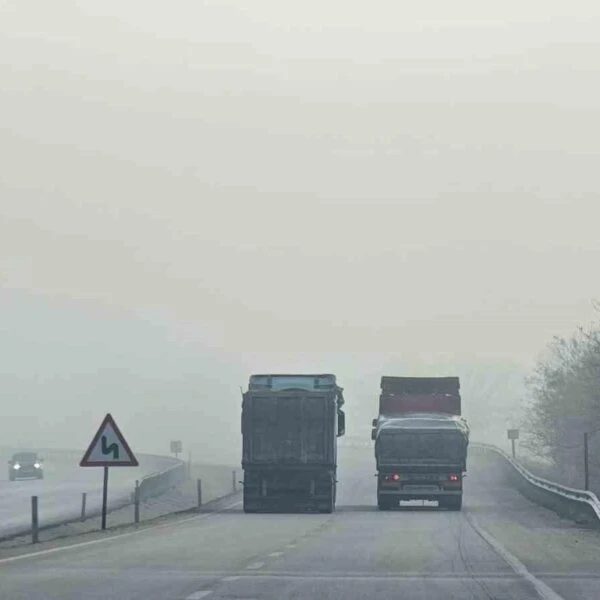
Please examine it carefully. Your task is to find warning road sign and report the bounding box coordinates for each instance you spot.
[80,413,139,467]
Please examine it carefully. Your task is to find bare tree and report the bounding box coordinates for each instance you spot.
[526,324,600,490]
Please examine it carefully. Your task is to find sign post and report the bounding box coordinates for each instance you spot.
[80,413,138,530]
[507,428,520,459]
[584,432,589,491]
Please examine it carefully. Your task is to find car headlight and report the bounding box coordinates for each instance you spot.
[34,463,41,469]
[13,464,20,470]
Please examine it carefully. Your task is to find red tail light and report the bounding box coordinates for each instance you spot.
[392,473,400,481]
[449,474,459,482]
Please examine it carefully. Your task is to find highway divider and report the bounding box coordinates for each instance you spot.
[0,455,183,544]
[471,442,600,527]
[137,460,187,502]
[0,458,240,549]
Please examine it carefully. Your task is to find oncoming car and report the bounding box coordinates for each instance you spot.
[8,452,44,481]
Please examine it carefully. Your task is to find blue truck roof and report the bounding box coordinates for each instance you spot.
[248,374,338,391]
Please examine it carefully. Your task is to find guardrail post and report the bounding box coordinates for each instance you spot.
[584,432,589,491]
[197,479,202,507]
[232,470,237,493]
[80,492,87,522]
[31,496,39,544]
[134,480,140,524]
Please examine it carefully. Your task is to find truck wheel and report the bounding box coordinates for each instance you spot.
[243,498,259,513]
[318,490,335,514]
[243,489,259,513]
[377,495,393,511]
[442,496,462,511]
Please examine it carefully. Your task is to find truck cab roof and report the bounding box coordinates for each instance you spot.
[248,374,339,391]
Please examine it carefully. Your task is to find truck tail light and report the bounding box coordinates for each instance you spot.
[392,473,400,481]
[449,474,459,482]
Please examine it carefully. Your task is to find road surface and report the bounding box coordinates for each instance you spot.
[1,446,599,599]
[0,449,179,539]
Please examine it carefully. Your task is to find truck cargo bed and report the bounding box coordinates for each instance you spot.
[242,390,337,466]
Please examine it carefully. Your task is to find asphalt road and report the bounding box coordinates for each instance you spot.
[0,450,178,539]
[1,447,599,600]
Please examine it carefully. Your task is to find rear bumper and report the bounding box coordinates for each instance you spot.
[378,489,461,501]
[10,470,43,479]
[243,467,335,504]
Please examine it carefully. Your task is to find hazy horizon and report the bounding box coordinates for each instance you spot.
[2,1,599,460]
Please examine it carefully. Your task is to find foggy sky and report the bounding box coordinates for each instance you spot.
[1,1,599,457]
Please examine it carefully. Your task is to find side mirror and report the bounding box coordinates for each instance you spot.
[371,428,377,441]
[337,411,346,437]
[372,418,378,427]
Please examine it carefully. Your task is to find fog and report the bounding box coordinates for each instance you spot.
[1,1,599,462]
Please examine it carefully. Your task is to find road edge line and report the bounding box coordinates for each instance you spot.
[464,510,565,600]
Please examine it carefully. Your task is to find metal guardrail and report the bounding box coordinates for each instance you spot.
[138,460,187,502]
[0,455,185,543]
[471,442,600,526]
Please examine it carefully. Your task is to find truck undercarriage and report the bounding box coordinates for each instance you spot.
[243,466,337,513]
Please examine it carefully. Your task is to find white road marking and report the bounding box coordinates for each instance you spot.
[185,592,213,599]
[222,576,240,582]
[246,561,265,570]
[0,500,243,566]
[465,511,566,600]
[200,572,525,580]
[268,552,284,558]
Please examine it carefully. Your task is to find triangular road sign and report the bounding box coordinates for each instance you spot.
[80,413,139,467]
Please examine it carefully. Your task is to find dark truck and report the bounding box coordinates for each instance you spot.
[241,374,346,513]
[371,377,469,511]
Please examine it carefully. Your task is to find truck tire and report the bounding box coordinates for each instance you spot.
[318,487,335,514]
[441,496,462,511]
[377,495,393,511]
[315,477,335,514]
[243,489,259,513]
